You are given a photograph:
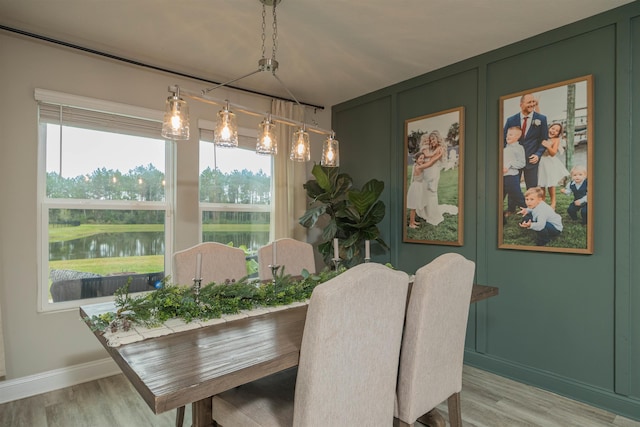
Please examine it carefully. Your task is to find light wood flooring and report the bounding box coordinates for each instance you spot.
[1,365,639,426]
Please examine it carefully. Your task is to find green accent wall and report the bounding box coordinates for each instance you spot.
[333,1,640,420]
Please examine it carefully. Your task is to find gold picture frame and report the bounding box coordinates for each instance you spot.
[403,107,464,246]
[499,75,594,254]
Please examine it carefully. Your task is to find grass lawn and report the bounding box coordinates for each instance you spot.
[50,255,164,276]
[502,187,587,249]
[49,223,269,243]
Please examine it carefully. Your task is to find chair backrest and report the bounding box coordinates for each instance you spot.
[293,263,409,426]
[172,242,247,285]
[257,238,316,280]
[395,253,475,424]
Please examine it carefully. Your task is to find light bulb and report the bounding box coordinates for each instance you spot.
[221,125,231,140]
[256,118,277,155]
[170,114,182,131]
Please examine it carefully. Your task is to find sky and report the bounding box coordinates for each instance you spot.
[46,125,271,178]
[406,110,460,137]
[502,80,588,124]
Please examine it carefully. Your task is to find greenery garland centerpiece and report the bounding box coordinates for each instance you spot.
[84,267,343,333]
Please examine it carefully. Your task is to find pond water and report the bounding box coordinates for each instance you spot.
[49,232,165,261]
[49,231,270,261]
[202,231,270,253]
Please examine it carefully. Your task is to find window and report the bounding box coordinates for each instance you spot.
[199,122,272,269]
[36,89,173,311]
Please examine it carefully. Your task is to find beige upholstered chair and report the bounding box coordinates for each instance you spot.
[173,242,248,426]
[257,238,316,280]
[173,242,247,286]
[211,262,409,427]
[395,253,475,427]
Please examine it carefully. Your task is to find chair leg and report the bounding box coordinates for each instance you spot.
[447,392,462,427]
[175,405,185,427]
[416,409,446,427]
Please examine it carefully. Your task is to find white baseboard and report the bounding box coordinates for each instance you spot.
[0,358,121,404]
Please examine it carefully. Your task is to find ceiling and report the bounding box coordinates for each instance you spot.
[0,0,634,108]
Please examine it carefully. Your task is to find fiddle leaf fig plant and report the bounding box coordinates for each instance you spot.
[299,164,388,268]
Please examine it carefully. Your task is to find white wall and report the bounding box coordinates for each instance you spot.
[0,30,330,381]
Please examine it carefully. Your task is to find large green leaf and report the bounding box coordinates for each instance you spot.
[311,164,331,192]
[362,179,384,200]
[348,179,384,215]
[331,173,353,199]
[321,219,338,242]
[298,205,326,228]
[361,200,386,227]
[303,180,326,201]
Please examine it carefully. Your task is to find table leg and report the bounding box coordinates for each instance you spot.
[191,398,214,427]
[416,409,446,427]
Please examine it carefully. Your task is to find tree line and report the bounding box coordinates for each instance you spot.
[47,165,271,225]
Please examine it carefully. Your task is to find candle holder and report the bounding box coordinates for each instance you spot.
[192,278,202,304]
[332,258,341,272]
[269,264,281,284]
[364,257,371,263]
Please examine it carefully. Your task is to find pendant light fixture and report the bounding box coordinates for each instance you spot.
[161,87,189,140]
[256,115,277,155]
[290,126,310,162]
[160,0,340,166]
[213,101,239,148]
[321,133,340,167]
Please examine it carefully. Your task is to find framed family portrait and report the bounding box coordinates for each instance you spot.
[403,107,464,246]
[499,75,594,254]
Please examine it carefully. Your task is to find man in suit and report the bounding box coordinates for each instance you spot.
[503,93,549,189]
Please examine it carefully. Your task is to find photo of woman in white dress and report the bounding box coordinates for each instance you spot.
[416,131,458,226]
[403,107,464,246]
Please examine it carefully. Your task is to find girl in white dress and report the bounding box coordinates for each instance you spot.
[537,123,570,210]
[406,151,428,228]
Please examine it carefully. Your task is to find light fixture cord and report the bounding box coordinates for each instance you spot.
[271,0,278,62]
[261,1,278,62]
[261,3,267,60]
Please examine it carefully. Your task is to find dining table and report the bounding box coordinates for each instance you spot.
[80,283,498,427]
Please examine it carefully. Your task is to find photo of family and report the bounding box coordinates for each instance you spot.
[403,107,464,246]
[499,76,593,254]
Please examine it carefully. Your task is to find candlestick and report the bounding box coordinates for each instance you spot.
[365,240,371,262]
[195,253,202,280]
[332,258,341,272]
[192,278,202,304]
[333,238,339,260]
[269,264,281,286]
[272,241,277,266]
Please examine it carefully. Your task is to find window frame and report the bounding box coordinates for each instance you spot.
[198,120,274,250]
[35,89,175,312]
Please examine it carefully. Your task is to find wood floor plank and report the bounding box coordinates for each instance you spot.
[435,366,640,427]
[1,365,638,426]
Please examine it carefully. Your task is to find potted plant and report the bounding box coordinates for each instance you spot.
[299,164,388,268]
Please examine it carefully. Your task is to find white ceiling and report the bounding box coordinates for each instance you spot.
[0,0,634,108]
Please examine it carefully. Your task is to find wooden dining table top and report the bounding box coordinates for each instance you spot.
[80,283,498,426]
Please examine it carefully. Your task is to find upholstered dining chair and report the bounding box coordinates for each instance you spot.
[210,262,410,427]
[395,253,475,427]
[257,238,316,280]
[173,242,247,286]
[173,242,248,427]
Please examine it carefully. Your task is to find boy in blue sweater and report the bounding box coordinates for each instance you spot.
[519,186,563,246]
[561,165,588,225]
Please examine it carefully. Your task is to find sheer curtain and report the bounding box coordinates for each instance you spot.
[271,99,308,241]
